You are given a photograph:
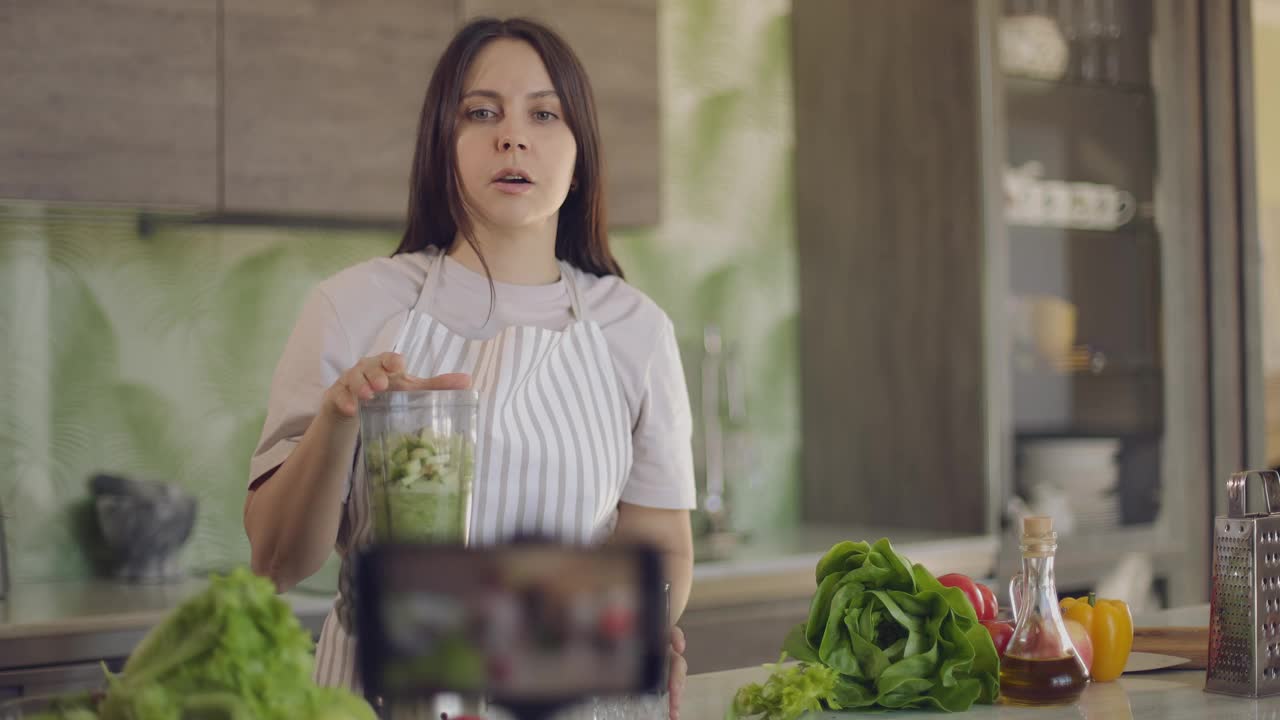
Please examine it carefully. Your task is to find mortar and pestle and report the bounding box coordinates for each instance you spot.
[86,473,197,583]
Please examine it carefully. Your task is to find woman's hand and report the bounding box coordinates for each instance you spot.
[669,625,688,720]
[323,352,471,417]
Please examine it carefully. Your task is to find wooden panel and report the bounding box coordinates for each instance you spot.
[1131,627,1208,670]
[792,0,987,532]
[0,0,217,207]
[1238,0,1267,472]
[1203,0,1252,513]
[222,0,455,219]
[680,598,810,675]
[461,0,659,227]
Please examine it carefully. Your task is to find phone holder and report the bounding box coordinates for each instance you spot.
[354,539,668,720]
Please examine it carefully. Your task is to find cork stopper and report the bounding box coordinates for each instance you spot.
[1020,515,1057,557]
[1023,515,1053,538]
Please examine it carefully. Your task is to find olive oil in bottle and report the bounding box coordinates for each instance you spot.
[999,516,1089,706]
[1000,653,1090,705]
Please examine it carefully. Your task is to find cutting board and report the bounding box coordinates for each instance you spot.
[1131,627,1208,670]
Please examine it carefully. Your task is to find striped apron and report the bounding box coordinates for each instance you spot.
[313,251,633,689]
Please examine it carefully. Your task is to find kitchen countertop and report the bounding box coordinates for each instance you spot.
[0,578,336,670]
[684,667,1244,719]
[0,578,336,639]
[684,604,1219,720]
[0,525,997,671]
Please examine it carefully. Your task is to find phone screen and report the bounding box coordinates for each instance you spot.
[355,542,667,706]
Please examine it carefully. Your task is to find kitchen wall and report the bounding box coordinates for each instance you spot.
[0,0,797,583]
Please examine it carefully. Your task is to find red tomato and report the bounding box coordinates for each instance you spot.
[976,583,998,621]
[980,619,1014,656]
[937,573,986,620]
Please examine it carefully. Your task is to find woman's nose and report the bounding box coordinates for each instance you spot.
[497,130,528,152]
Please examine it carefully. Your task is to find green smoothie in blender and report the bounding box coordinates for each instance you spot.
[364,428,474,543]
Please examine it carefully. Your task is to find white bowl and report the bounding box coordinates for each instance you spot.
[1021,438,1121,466]
[1022,462,1118,497]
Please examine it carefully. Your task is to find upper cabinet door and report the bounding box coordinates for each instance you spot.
[221,0,455,220]
[0,0,218,208]
[461,0,660,227]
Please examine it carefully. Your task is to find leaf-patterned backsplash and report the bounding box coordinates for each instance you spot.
[0,0,797,584]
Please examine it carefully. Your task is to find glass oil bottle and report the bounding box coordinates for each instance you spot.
[1000,516,1089,705]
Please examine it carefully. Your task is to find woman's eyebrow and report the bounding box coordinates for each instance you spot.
[462,89,559,100]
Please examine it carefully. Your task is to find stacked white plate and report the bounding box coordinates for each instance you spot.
[1021,439,1121,533]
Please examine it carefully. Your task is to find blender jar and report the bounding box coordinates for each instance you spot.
[359,390,479,545]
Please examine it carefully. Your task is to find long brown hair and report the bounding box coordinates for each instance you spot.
[393,17,623,280]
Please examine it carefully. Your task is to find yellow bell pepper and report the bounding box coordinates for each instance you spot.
[1060,593,1134,682]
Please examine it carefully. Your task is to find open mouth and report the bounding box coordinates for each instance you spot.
[492,169,533,186]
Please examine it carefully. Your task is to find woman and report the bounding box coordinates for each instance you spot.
[242,16,695,718]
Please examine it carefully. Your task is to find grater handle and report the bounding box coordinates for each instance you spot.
[1227,469,1280,518]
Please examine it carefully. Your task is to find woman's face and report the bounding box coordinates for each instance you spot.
[455,39,577,233]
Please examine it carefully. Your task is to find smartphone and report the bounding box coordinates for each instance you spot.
[355,541,667,708]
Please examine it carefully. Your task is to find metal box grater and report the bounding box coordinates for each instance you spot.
[1207,469,1280,698]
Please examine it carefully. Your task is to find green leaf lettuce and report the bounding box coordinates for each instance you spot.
[730,539,999,718]
[94,567,376,720]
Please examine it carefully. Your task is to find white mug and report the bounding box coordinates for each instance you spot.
[1004,164,1042,226]
[1005,164,1139,230]
[1069,183,1136,230]
[1041,180,1072,227]
[1096,187,1137,229]
[998,15,1069,81]
[1068,183,1102,229]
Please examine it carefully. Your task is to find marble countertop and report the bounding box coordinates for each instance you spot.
[0,578,336,670]
[0,578,335,641]
[683,667,1253,720]
[0,525,997,670]
[683,605,1220,720]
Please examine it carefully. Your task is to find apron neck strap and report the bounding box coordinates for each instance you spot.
[416,250,590,323]
[559,260,589,323]
[414,250,447,312]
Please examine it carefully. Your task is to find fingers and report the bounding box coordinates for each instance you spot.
[361,362,391,394]
[668,648,687,720]
[333,352,471,413]
[668,628,688,720]
[350,368,378,400]
[371,353,472,391]
[327,355,397,417]
[326,382,358,418]
[341,364,383,403]
[377,352,407,374]
[361,353,406,395]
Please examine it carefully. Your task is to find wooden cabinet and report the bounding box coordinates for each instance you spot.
[0,0,218,208]
[221,0,455,220]
[0,659,125,701]
[461,0,660,227]
[1,1,659,226]
[681,597,809,675]
[792,0,987,534]
[792,0,1253,606]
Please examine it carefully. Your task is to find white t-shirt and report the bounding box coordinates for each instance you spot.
[249,249,696,511]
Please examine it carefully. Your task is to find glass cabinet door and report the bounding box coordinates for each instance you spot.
[996,0,1172,594]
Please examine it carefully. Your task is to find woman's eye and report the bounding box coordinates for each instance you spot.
[533,111,558,122]
[468,108,496,120]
